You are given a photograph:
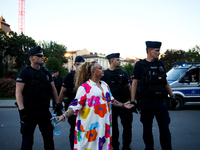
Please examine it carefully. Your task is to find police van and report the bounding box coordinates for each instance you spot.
[167,62,200,110]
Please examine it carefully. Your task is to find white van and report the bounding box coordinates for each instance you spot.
[167,62,200,109]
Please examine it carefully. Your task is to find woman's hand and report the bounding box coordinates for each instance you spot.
[124,102,134,109]
[50,115,65,123]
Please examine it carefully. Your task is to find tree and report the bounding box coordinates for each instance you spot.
[4,31,36,69]
[0,29,8,77]
[45,57,68,79]
[160,49,186,72]
[119,62,135,79]
[38,41,68,66]
[185,45,200,62]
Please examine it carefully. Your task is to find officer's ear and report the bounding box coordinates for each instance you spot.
[147,48,152,54]
[110,58,114,64]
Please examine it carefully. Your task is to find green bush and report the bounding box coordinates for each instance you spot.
[0,78,16,98]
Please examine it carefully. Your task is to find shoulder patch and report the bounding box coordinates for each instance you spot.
[16,78,22,81]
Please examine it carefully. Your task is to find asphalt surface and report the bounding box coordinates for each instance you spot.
[0,100,200,150]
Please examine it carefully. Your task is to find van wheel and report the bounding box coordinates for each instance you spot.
[168,96,183,110]
[174,96,183,110]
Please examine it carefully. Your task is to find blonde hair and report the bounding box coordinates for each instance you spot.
[74,61,98,92]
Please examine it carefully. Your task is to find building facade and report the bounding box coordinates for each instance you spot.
[64,48,137,71]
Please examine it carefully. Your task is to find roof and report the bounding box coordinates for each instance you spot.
[0,15,11,33]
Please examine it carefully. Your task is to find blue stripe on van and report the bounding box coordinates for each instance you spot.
[172,89,200,95]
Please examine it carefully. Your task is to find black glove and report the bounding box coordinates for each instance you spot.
[54,103,63,116]
[171,97,177,109]
[130,101,138,114]
[19,109,28,123]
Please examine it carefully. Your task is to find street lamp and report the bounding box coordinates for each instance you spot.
[2,57,7,78]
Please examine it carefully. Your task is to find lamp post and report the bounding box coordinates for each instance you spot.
[2,57,7,78]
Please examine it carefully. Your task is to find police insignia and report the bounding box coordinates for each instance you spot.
[46,75,49,81]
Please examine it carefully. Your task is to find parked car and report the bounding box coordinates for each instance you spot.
[167,62,200,110]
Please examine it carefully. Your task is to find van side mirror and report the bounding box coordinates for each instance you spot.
[180,76,190,83]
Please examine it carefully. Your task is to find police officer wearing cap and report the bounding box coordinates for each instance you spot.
[52,70,63,109]
[16,46,59,150]
[101,53,133,150]
[58,55,84,150]
[131,41,174,150]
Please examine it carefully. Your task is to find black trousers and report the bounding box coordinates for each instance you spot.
[52,88,61,108]
[68,115,76,150]
[112,105,133,149]
[20,108,54,150]
[140,98,172,150]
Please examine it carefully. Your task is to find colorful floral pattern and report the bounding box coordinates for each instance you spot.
[99,137,106,150]
[85,129,98,142]
[81,107,91,119]
[69,80,116,150]
[94,103,107,118]
[88,96,101,107]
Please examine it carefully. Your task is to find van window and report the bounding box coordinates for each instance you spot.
[167,68,187,81]
[184,69,199,82]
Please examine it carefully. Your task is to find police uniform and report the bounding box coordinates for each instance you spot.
[16,46,54,150]
[101,53,133,150]
[62,55,85,150]
[132,41,172,150]
[52,70,63,108]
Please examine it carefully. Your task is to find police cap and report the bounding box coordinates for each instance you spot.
[27,46,43,57]
[75,56,85,63]
[145,41,162,48]
[54,70,58,73]
[106,53,120,60]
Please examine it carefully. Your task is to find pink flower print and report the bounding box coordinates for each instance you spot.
[108,143,111,150]
[88,96,101,107]
[81,83,91,94]
[74,130,77,144]
[79,94,87,106]
[105,124,110,138]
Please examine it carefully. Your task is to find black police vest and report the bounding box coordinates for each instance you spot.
[23,66,52,107]
[104,69,130,102]
[139,59,168,97]
[65,71,76,101]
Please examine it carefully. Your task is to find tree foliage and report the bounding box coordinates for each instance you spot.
[0,30,69,78]
[0,30,36,69]
[46,57,68,79]
[160,49,186,72]
[119,62,135,79]
[38,41,68,65]
[185,45,200,62]
[6,32,37,68]
[160,45,200,72]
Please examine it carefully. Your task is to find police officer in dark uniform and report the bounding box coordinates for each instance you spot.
[131,41,175,150]
[16,46,59,150]
[101,53,133,150]
[58,55,85,150]
[52,70,63,109]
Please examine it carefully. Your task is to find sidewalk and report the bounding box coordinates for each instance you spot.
[0,100,17,108]
[0,100,55,108]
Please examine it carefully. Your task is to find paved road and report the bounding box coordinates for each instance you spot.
[0,105,200,150]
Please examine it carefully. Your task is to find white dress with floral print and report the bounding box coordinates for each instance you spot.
[69,79,115,150]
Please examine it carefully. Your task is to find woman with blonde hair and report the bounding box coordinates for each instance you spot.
[55,61,133,150]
